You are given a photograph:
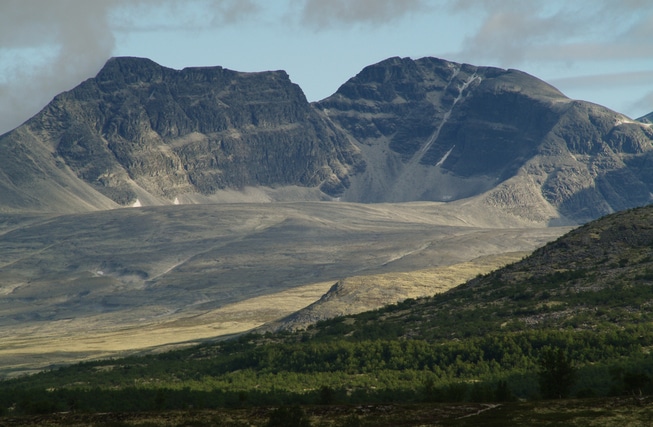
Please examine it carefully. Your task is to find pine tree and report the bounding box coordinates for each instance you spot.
[537,347,577,399]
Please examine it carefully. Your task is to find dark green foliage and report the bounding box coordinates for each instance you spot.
[15,393,61,415]
[608,365,653,396]
[422,377,440,403]
[537,348,577,399]
[319,385,336,405]
[623,371,651,394]
[337,414,363,427]
[266,406,311,427]
[494,380,512,402]
[3,326,653,415]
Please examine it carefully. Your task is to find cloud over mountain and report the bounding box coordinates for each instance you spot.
[2,0,652,136]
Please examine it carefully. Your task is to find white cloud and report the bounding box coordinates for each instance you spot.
[449,0,653,65]
[0,0,652,134]
[549,71,653,89]
[0,0,118,133]
[0,0,262,135]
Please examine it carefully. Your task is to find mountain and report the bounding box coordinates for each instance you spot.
[338,204,653,339]
[322,57,653,223]
[0,57,361,213]
[1,56,652,375]
[640,111,653,124]
[262,198,653,332]
[259,252,531,333]
[2,56,653,223]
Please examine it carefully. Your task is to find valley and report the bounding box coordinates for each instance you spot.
[1,53,653,425]
[0,201,569,376]
[4,205,653,425]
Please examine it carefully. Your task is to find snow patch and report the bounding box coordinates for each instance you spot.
[615,117,652,128]
[615,118,635,126]
[412,72,482,164]
[436,145,455,167]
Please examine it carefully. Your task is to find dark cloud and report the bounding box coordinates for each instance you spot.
[298,0,428,29]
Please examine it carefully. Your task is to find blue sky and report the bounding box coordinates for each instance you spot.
[1,0,653,135]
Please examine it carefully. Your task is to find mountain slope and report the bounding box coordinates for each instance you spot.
[321,57,653,223]
[0,126,120,213]
[5,206,653,414]
[314,204,653,341]
[0,57,362,213]
[639,111,653,123]
[259,252,529,332]
[0,201,568,376]
[2,56,653,223]
[266,203,653,333]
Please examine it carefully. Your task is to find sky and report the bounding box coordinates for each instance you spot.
[1,0,653,135]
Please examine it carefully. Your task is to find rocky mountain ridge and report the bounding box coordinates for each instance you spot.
[322,57,653,223]
[1,56,652,223]
[0,57,361,213]
[640,111,653,124]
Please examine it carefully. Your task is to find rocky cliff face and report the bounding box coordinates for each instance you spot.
[1,56,653,223]
[0,57,362,211]
[317,57,566,203]
[320,57,653,223]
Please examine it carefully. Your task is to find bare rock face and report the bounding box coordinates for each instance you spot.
[638,112,653,124]
[1,56,653,223]
[319,57,653,223]
[2,57,362,211]
[317,57,566,203]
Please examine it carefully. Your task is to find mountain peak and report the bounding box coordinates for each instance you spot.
[96,56,169,84]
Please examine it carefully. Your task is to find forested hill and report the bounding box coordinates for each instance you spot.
[3,205,653,418]
[332,203,653,341]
